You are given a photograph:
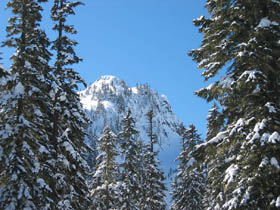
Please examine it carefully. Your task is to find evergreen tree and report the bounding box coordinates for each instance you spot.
[90,126,121,210]
[0,0,56,209]
[0,52,8,94]
[206,103,223,141]
[50,0,90,208]
[0,53,8,78]
[190,0,280,209]
[146,109,157,153]
[204,103,223,208]
[119,109,142,210]
[134,137,147,210]
[177,123,186,138]
[171,124,205,210]
[141,110,167,210]
[183,124,202,148]
[171,127,188,210]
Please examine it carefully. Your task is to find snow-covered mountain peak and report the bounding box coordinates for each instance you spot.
[79,76,181,142]
[81,75,128,99]
[79,75,182,205]
[95,75,127,90]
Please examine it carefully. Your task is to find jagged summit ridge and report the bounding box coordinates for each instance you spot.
[84,75,128,97]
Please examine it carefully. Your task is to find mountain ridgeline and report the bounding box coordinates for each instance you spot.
[79,75,180,143]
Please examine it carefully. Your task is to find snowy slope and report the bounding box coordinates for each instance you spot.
[79,75,182,205]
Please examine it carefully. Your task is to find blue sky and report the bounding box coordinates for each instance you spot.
[0,1,211,137]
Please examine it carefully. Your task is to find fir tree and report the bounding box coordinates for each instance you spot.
[0,52,8,94]
[204,103,223,208]
[177,123,186,138]
[171,124,205,210]
[206,103,222,141]
[141,110,167,210]
[0,53,8,78]
[118,109,142,210]
[134,137,147,210]
[0,0,55,209]
[50,0,90,208]
[190,0,280,209]
[183,124,202,148]
[90,126,121,210]
[146,109,157,153]
[171,124,189,210]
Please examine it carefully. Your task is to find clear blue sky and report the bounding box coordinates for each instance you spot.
[0,1,211,137]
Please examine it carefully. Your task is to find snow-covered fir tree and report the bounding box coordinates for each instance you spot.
[140,110,167,210]
[0,0,56,209]
[204,104,223,208]
[189,0,280,209]
[183,124,202,147]
[171,124,189,210]
[171,124,205,210]
[0,53,8,93]
[118,109,143,210]
[90,126,121,210]
[50,0,90,208]
[206,103,222,142]
[134,138,147,210]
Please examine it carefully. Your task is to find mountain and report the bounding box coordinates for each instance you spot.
[79,75,182,203]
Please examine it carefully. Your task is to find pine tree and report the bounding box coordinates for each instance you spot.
[171,124,205,210]
[134,137,147,210]
[0,53,8,78]
[0,0,56,209]
[177,123,186,138]
[141,110,167,210]
[146,110,157,151]
[204,104,223,209]
[189,0,280,209]
[171,126,188,210]
[0,52,8,95]
[183,124,202,148]
[206,103,223,141]
[90,126,121,210]
[50,0,90,208]
[118,109,142,210]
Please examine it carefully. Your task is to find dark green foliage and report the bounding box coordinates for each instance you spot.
[171,124,205,210]
[206,103,223,141]
[0,53,8,78]
[146,109,157,152]
[190,0,280,209]
[183,124,203,148]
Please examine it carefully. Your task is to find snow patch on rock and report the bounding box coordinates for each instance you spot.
[257,17,279,28]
